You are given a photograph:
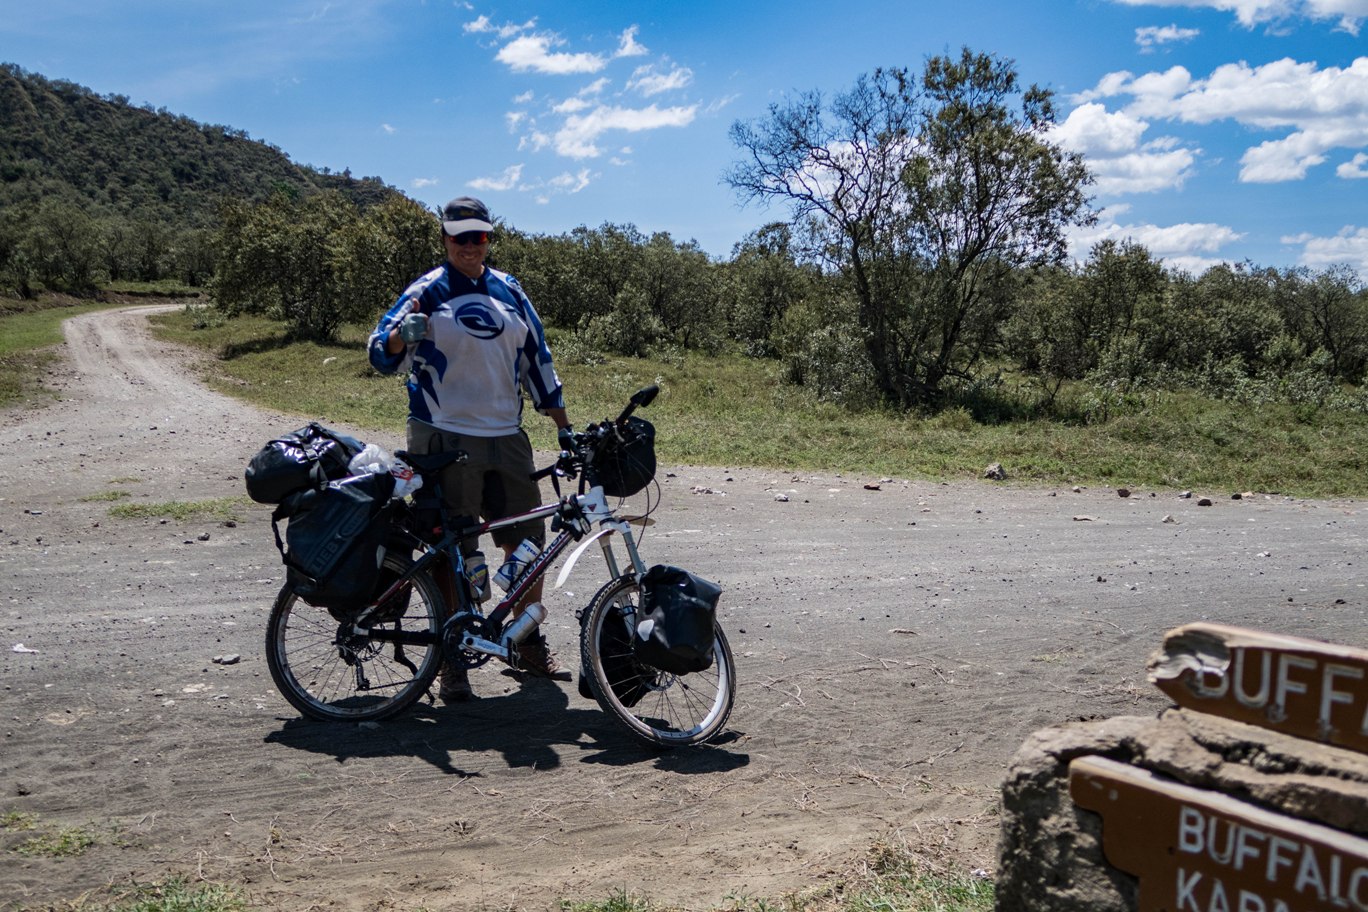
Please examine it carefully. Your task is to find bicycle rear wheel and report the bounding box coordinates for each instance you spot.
[580,575,735,748]
[265,552,444,722]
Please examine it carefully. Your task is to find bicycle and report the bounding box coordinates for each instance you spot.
[264,385,737,748]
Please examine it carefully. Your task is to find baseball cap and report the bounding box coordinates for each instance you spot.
[441,197,493,235]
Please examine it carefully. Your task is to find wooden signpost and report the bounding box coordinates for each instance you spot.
[1067,623,1368,910]
[1148,623,1368,755]
[1071,756,1368,912]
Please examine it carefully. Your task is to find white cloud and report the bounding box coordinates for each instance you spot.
[1136,23,1201,49]
[1109,0,1368,34]
[513,90,535,104]
[1055,103,1149,155]
[553,103,698,159]
[553,97,593,114]
[464,15,537,39]
[548,169,594,193]
[615,25,648,58]
[411,177,439,189]
[627,63,694,96]
[381,123,396,135]
[1070,211,1245,273]
[1283,225,1368,271]
[1053,103,1199,193]
[1077,56,1368,183]
[468,164,525,192]
[1338,151,1368,177]
[505,111,528,132]
[496,33,607,75]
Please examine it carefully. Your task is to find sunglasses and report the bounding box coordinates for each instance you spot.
[448,231,490,246]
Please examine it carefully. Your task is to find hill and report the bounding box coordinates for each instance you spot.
[0,63,404,232]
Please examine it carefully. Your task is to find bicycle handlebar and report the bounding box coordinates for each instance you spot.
[615,383,659,425]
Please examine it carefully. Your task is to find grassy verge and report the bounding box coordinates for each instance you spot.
[149,306,1368,498]
[4,295,1366,497]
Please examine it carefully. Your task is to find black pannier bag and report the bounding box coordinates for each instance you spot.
[632,565,721,675]
[274,471,396,616]
[595,417,656,498]
[245,423,364,505]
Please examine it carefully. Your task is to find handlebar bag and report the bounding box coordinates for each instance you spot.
[594,417,656,498]
[275,471,396,616]
[632,565,720,675]
[245,422,364,505]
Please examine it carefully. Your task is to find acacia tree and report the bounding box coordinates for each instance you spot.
[726,49,1093,407]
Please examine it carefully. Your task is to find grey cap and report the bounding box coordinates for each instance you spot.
[441,196,493,235]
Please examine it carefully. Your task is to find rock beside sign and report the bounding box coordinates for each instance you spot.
[997,708,1368,910]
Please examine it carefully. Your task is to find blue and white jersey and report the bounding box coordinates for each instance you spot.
[368,263,564,437]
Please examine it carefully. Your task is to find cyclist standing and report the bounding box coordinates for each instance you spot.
[368,196,574,701]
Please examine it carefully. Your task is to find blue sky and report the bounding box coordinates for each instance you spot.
[3,0,1366,274]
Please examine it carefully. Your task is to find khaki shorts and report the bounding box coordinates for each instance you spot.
[406,420,545,550]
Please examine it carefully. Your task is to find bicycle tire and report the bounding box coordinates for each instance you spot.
[265,551,445,722]
[580,575,736,748]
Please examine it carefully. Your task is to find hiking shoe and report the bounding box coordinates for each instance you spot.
[438,663,475,703]
[517,632,572,682]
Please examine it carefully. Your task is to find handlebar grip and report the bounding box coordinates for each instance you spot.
[615,384,660,424]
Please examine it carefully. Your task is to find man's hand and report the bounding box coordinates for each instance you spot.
[557,425,576,453]
[399,312,429,343]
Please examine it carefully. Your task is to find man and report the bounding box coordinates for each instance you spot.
[368,196,573,702]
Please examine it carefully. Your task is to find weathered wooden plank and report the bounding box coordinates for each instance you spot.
[1148,623,1368,754]
[1070,755,1368,912]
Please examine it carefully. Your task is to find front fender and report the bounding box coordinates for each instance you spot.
[554,521,629,589]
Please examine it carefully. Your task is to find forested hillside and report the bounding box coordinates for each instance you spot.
[0,63,399,228]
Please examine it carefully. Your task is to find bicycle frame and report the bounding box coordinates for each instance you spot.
[357,479,648,667]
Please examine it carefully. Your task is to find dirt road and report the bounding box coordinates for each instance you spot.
[2,305,1365,910]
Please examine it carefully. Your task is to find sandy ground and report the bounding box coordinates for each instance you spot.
[2,304,1366,910]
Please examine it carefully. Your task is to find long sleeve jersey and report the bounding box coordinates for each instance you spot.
[367,263,564,437]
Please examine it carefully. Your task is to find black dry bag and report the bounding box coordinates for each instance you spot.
[245,423,364,505]
[632,565,720,675]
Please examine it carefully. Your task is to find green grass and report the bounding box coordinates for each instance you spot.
[108,497,249,523]
[147,308,1368,498]
[80,490,132,502]
[5,295,1368,497]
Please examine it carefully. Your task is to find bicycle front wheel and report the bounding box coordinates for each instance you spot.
[265,552,445,722]
[580,575,736,748]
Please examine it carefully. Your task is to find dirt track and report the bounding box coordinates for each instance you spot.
[2,305,1366,910]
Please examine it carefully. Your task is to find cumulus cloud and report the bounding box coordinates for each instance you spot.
[464,15,536,39]
[1109,0,1368,35]
[1283,225,1368,271]
[548,168,593,193]
[411,177,439,189]
[1052,103,1199,193]
[468,164,525,192]
[553,103,698,158]
[627,63,694,96]
[615,25,648,58]
[1336,151,1368,178]
[1075,56,1368,183]
[1136,23,1201,49]
[1070,210,1245,273]
[496,33,608,75]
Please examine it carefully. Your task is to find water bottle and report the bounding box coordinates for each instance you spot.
[465,550,490,603]
[503,601,547,644]
[493,538,540,592]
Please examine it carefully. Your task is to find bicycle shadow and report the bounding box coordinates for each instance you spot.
[264,677,748,777]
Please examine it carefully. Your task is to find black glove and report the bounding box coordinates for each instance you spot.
[557,425,576,453]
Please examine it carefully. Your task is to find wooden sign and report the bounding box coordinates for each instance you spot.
[1070,755,1368,912]
[1148,623,1368,755]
